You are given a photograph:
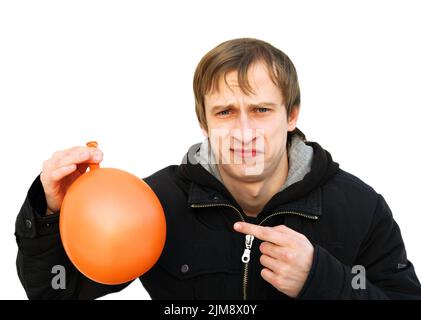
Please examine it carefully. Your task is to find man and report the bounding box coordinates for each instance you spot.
[15,38,421,299]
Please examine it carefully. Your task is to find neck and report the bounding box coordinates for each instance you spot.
[218,151,289,217]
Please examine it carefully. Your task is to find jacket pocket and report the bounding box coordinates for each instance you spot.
[156,231,242,299]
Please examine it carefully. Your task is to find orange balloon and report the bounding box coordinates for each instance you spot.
[60,141,166,285]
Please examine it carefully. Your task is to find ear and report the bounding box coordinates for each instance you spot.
[287,106,300,132]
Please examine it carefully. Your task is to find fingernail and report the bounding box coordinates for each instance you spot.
[234,223,242,230]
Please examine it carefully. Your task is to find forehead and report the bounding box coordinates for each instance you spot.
[205,61,282,103]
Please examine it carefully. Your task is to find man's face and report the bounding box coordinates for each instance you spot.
[203,61,299,182]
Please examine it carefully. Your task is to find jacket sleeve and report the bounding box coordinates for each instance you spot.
[15,175,133,300]
[297,194,421,300]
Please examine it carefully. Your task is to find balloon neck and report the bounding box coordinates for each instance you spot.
[89,163,100,171]
[87,141,100,171]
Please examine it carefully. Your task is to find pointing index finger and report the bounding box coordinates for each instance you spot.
[234,222,292,247]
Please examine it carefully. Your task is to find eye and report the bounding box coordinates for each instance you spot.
[255,107,270,113]
[216,109,231,117]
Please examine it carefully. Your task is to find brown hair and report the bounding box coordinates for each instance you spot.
[193,38,306,144]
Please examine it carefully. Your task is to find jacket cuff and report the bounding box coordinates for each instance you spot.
[15,174,60,240]
[296,244,346,299]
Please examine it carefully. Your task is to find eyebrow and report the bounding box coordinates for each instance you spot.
[210,102,278,112]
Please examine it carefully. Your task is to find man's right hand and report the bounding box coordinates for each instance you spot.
[40,146,103,214]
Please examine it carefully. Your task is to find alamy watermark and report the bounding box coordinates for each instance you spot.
[50,264,367,292]
[51,265,66,290]
[351,265,366,290]
[184,128,266,175]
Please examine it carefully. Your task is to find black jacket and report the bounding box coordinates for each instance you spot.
[15,139,421,299]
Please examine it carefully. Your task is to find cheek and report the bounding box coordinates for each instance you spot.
[207,129,232,160]
[206,118,235,136]
[263,128,287,157]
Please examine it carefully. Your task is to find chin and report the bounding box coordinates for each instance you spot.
[222,164,267,181]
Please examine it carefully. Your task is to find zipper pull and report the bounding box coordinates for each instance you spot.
[241,234,254,263]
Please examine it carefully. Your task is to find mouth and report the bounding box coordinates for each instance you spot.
[230,148,262,158]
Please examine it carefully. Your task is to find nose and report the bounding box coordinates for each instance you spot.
[231,112,255,146]
[238,110,252,131]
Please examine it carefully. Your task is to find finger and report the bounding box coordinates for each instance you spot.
[234,222,293,247]
[260,241,295,261]
[273,224,303,238]
[261,268,279,289]
[50,164,78,182]
[260,254,280,273]
[51,146,89,160]
[55,148,103,168]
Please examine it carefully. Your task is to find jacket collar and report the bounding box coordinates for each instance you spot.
[187,180,322,218]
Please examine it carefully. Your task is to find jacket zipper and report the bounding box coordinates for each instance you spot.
[190,203,318,300]
[241,234,254,299]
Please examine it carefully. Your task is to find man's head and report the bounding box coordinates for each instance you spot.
[193,38,303,182]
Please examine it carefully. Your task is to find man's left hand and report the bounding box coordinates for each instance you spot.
[234,222,314,298]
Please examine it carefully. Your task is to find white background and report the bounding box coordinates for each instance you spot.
[1,0,420,300]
